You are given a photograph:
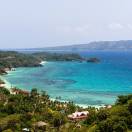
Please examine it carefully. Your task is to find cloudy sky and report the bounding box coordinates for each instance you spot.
[0,0,132,48]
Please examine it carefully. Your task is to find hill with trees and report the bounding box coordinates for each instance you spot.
[15,40,132,52]
[0,51,83,74]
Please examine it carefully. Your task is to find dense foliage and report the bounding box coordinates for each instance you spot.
[0,87,79,131]
[0,86,132,131]
[32,52,83,61]
[0,51,84,75]
[0,51,42,69]
[84,95,132,132]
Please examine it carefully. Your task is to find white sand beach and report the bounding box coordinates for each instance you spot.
[40,61,47,65]
[0,76,12,89]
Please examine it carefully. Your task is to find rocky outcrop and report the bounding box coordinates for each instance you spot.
[86,58,100,63]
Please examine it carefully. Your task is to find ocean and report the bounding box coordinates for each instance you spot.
[3,51,132,107]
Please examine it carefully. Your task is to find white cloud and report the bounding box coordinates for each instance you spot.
[57,25,90,34]
[127,24,132,30]
[108,23,124,30]
[75,25,89,33]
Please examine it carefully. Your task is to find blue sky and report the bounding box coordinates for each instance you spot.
[0,0,132,48]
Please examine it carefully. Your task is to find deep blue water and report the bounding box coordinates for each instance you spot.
[4,51,132,107]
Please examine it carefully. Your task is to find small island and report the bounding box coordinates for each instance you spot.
[86,57,100,63]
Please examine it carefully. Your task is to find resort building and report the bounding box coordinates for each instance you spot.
[0,83,5,88]
[106,105,112,109]
[0,80,5,88]
[68,111,89,120]
[11,88,29,96]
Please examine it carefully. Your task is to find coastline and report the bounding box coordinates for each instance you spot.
[0,75,12,90]
[0,60,47,89]
[0,61,109,109]
[1,74,106,109]
[51,97,106,109]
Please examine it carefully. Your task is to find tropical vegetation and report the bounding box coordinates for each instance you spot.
[0,85,131,132]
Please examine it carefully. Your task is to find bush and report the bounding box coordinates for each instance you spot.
[110,105,130,117]
[128,100,132,114]
[0,87,10,95]
[84,110,97,125]
[113,121,127,132]
[116,95,128,105]
[97,109,109,121]
[97,119,114,132]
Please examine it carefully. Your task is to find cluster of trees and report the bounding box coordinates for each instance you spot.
[0,51,100,75]
[0,85,132,132]
[0,51,84,75]
[0,87,78,131]
[84,95,132,132]
[32,52,83,61]
[0,51,42,70]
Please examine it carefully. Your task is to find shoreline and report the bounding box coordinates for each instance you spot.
[0,75,12,90]
[0,60,47,89]
[50,98,106,109]
[0,61,109,109]
[1,75,106,109]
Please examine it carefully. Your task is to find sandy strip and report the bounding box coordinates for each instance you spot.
[40,61,47,65]
[0,75,12,90]
[50,97,106,109]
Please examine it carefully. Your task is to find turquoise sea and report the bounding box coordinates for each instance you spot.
[3,51,132,107]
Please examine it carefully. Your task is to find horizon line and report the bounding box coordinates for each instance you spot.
[1,39,132,50]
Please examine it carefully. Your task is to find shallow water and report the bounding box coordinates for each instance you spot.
[3,51,132,107]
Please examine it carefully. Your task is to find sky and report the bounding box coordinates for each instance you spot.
[0,0,132,49]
